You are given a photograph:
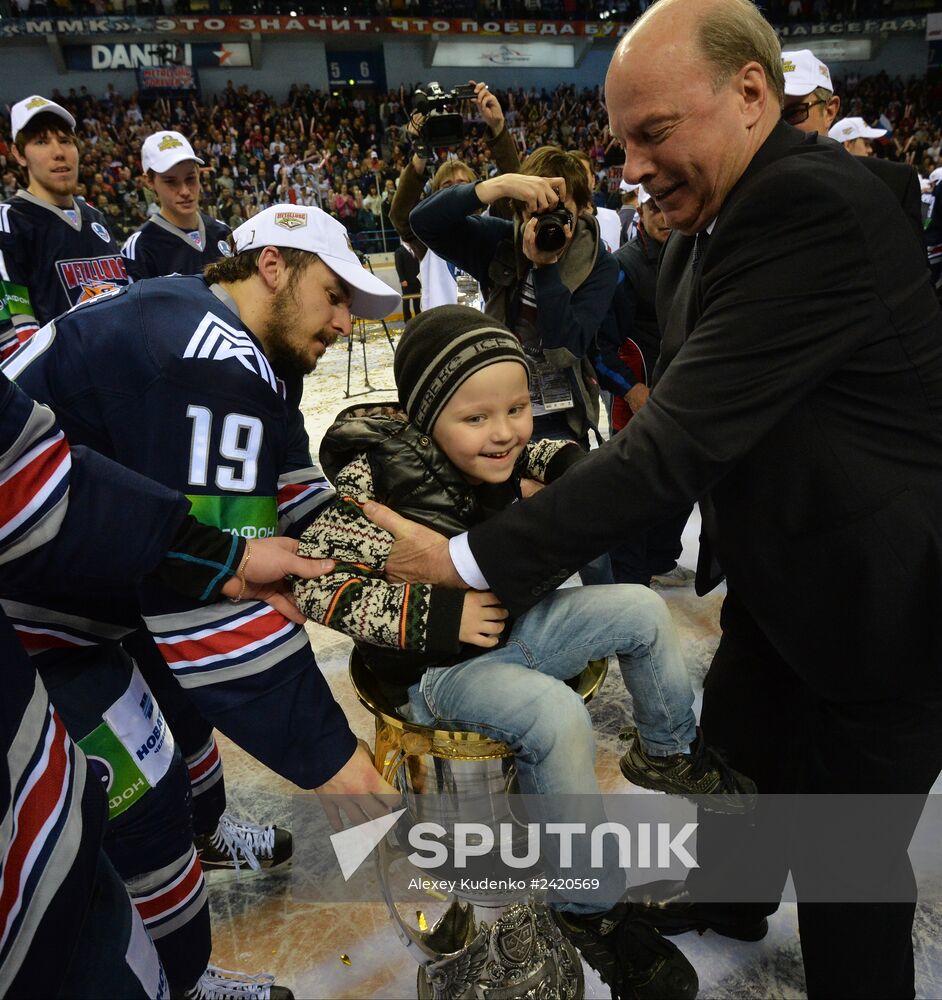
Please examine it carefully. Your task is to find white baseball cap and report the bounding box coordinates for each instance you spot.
[619,180,641,193]
[142,131,204,174]
[231,204,401,320]
[11,95,76,141]
[828,117,887,143]
[781,49,833,97]
[929,167,942,187]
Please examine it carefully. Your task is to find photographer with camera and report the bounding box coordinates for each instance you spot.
[390,81,521,311]
[410,146,619,449]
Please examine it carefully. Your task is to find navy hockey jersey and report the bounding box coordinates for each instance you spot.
[0,191,129,360]
[122,211,232,281]
[0,374,181,997]
[9,276,354,788]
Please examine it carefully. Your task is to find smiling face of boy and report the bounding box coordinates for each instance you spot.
[431,362,533,485]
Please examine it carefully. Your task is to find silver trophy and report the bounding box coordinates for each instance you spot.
[350,653,608,1000]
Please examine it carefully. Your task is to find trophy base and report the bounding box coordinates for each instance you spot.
[415,900,584,1000]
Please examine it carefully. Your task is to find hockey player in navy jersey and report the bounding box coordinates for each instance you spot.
[5,204,400,1000]
[122,131,232,281]
[122,129,292,883]
[0,95,129,360]
[0,371,351,999]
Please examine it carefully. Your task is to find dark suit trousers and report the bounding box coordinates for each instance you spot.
[694,591,942,999]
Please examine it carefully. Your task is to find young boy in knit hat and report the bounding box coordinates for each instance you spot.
[294,305,753,996]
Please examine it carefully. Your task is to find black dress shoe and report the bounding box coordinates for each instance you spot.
[629,880,770,942]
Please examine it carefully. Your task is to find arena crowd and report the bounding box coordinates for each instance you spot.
[0,70,938,246]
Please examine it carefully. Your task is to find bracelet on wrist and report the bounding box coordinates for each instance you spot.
[228,541,252,603]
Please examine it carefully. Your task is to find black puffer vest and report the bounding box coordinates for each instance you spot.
[321,403,526,537]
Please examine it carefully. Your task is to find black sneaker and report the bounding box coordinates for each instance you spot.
[619,728,757,814]
[554,903,699,1000]
[194,812,293,874]
[178,965,294,1000]
[630,880,770,942]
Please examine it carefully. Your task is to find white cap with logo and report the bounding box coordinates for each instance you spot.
[142,131,205,174]
[827,117,887,143]
[231,204,401,320]
[781,49,833,97]
[11,95,76,141]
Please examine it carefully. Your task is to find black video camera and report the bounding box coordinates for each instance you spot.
[533,207,574,254]
[411,82,478,149]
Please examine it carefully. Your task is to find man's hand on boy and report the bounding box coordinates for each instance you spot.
[363,501,464,587]
[459,591,509,648]
[520,478,545,498]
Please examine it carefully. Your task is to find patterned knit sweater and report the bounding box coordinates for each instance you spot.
[294,404,583,688]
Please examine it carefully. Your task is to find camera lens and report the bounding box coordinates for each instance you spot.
[533,208,572,254]
[535,220,567,253]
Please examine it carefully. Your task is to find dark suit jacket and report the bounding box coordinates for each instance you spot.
[858,155,923,251]
[467,122,942,702]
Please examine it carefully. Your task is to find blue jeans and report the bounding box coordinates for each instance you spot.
[407,585,696,911]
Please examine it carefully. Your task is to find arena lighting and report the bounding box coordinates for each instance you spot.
[290,9,297,15]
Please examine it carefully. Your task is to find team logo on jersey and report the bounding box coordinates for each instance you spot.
[187,230,204,251]
[91,221,111,243]
[275,211,307,231]
[159,135,184,151]
[183,311,278,392]
[218,240,232,257]
[57,256,129,305]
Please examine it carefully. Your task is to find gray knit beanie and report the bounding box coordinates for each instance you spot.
[394,305,529,434]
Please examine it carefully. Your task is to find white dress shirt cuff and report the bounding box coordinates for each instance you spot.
[448,533,490,590]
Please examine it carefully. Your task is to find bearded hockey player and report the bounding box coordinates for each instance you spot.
[4,204,400,1000]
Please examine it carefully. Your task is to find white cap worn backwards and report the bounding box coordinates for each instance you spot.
[142,130,205,174]
[11,95,76,141]
[231,204,401,320]
[781,49,833,97]
[828,117,887,143]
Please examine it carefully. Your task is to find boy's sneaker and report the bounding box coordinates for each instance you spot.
[650,565,696,587]
[194,812,293,873]
[179,965,293,1000]
[619,728,757,813]
[554,903,699,1000]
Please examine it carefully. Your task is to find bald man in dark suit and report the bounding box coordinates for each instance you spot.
[363,3,942,997]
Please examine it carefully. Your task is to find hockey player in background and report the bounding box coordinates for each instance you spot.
[122,130,232,281]
[0,95,129,360]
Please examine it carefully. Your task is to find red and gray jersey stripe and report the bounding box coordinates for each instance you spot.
[1,600,136,656]
[0,403,70,566]
[125,846,206,940]
[277,466,334,532]
[144,600,310,688]
[0,676,84,991]
[185,736,223,796]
